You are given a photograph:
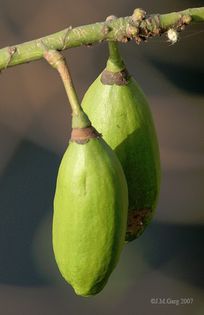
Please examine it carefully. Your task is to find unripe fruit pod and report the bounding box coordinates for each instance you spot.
[81,46,161,242]
[53,125,128,296]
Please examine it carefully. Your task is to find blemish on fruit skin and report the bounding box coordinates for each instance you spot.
[126,208,152,240]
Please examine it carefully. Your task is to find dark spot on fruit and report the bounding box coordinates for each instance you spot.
[125,208,152,241]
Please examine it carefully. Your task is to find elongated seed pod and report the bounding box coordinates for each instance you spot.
[53,126,128,296]
[81,44,161,242]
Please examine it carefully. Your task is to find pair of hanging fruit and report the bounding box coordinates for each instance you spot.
[82,42,161,242]
[45,50,128,297]
[48,35,161,296]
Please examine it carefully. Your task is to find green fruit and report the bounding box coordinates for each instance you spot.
[81,44,161,242]
[53,126,128,296]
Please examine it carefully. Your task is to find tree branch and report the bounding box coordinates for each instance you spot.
[0,7,203,71]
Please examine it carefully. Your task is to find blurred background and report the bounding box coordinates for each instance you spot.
[0,0,204,314]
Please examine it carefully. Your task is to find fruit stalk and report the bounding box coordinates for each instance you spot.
[107,41,125,72]
[44,49,90,128]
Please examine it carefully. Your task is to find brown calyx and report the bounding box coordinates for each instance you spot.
[101,68,130,86]
[71,126,101,144]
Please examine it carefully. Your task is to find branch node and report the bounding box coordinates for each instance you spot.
[101,24,112,36]
[181,14,192,25]
[163,13,192,44]
[62,26,73,50]
[131,8,147,24]
[130,9,157,44]
[5,46,17,69]
[101,15,116,37]
[126,25,139,39]
[106,15,117,22]
[43,49,65,69]
[37,39,45,48]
